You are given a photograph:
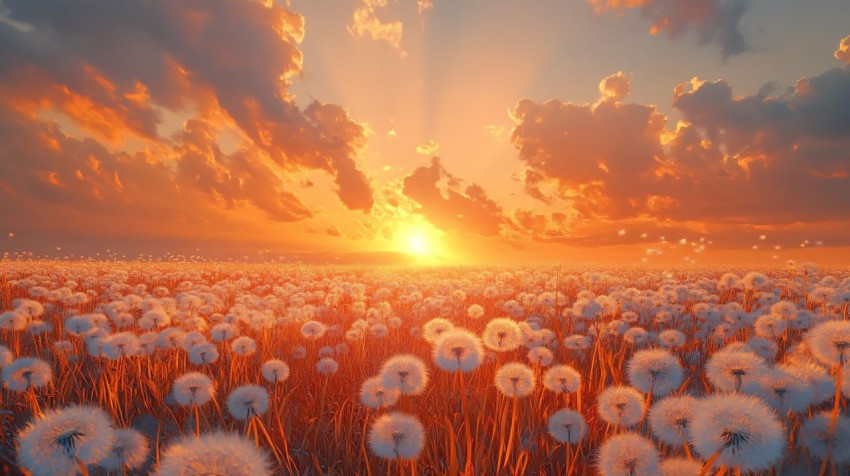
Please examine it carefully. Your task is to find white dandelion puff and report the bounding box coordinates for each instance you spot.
[494,362,536,397]
[433,328,484,373]
[155,432,271,476]
[597,432,660,476]
[360,376,400,409]
[227,384,270,420]
[379,354,429,395]
[368,412,425,460]
[261,359,290,384]
[626,349,684,397]
[598,386,644,428]
[17,405,116,476]
[547,408,587,445]
[2,357,52,391]
[172,372,215,407]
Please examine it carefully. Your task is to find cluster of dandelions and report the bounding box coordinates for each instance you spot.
[2,261,850,475]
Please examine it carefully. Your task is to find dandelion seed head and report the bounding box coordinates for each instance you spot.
[18,405,116,476]
[433,328,484,373]
[360,376,400,409]
[648,395,698,447]
[173,372,215,407]
[690,393,784,472]
[547,408,586,445]
[626,348,684,396]
[368,412,425,460]
[261,359,290,383]
[598,386,644,428]
[482,317,522,352]
[379,354,429,395]
[155,432,271,476]
[542,364,581,394]
[98,428,149,471]
[227,384,270,420]
[494,362,536,397]
[597,432,660,476]
[2,357,52,391]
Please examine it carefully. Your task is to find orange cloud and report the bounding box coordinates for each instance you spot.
[0,0,374,242]
[348,1,406,56]
[402,157,503,236]
[836,35,850,64]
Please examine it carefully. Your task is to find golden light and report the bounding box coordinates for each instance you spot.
[395,218,443,261]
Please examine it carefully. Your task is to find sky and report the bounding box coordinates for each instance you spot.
[1,0,849,265]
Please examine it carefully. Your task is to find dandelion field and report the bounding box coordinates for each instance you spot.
[1,261,850,475]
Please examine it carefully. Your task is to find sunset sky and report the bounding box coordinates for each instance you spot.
[1,0,849,264]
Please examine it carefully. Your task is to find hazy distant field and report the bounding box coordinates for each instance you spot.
[1,261,849,475]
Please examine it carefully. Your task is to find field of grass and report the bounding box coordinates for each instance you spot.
[1,261,849,475]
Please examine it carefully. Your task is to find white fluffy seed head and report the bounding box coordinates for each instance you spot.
[172,372,215,407]
[648,395,698,447]
[597,432,660,476]
[155,432,271,476]
[659,457,701,476]
[432,328,484,373]
[482,317,522,352]
[542,364,581,394]
[368,412,425,460]
[597,386,644,428]
[422,317,454,344]
[98,428,149,471]
[316,357,339,375]
[18,405,116,476]
[547,408,586,445]
[2,357,52,391]
[805,320,850,366]
[800,412,850,465]
[689,393,785,473]
[379,354,429,395]
[494,362,536,397]
[626,349,684,397]
[261,359,290,383]
[360,376,400,409]
[705,348,767,392]
[227,384,270,420]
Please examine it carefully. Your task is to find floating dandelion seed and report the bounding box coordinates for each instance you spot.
[155,432,271,476]
[380,354,429,395]
[368,412,425,460]
[17,405,116,476]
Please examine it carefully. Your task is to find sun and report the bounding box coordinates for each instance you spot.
[395,219,443,261]
[408,233,429,256]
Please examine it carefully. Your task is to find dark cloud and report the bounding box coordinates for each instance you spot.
[587,0,749,58]
[402,157,504,236]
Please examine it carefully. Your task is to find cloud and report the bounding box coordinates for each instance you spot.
[0,0,374,243]
[509,62,850,246]
[599,71,632,102]
[835,35,850,65]
[402,157,504,236]
[415,139,440,155]
[586,0,750,58]
[348,1,406,56]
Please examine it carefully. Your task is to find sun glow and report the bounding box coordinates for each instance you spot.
[396,219,443,261]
